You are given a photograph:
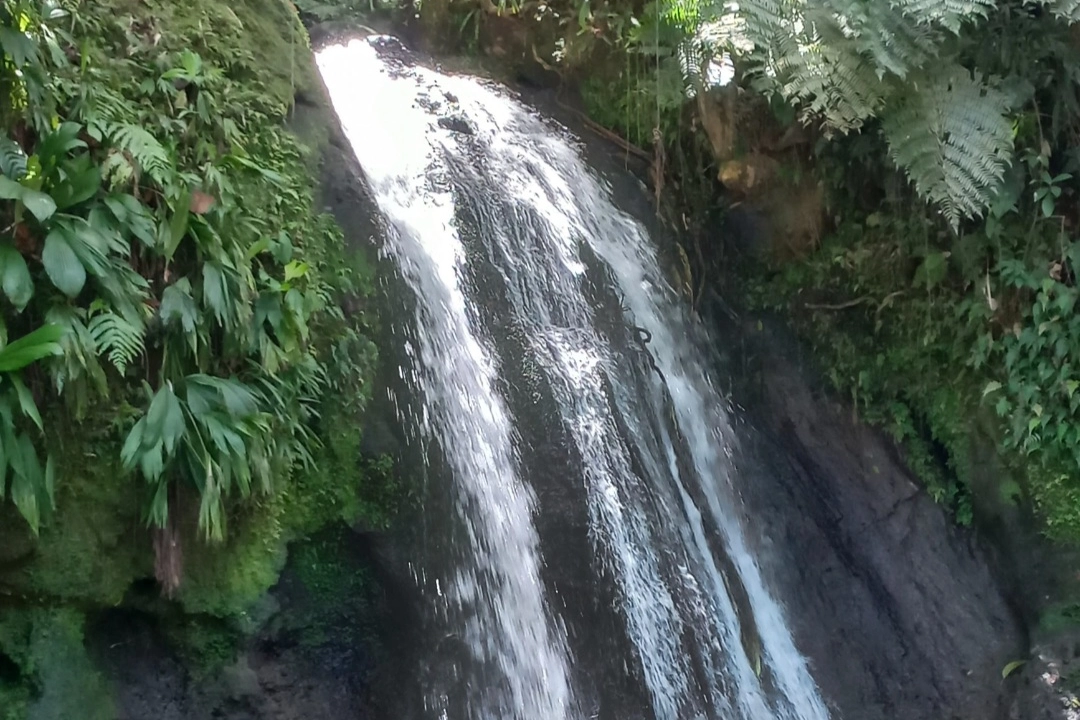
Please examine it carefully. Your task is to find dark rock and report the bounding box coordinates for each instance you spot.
[706,313,1026,720]
[569,120,1030,719]
[437,115,474,135]
[86,528,392,720]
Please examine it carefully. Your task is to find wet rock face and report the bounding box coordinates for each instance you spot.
[88,616,371,720]
[86,529,395,720]
[705,316,1027,720]
[1008,633,1080,720]
[505,103,1029,720]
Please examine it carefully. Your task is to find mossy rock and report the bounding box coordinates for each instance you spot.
[90,0,318,111]
[0,412,149,606]
[0,609,113,720]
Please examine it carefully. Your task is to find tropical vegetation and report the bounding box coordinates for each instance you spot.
[0,0,387,592]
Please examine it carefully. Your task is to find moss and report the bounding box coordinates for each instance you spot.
[0,682,29,720]
[176,445,398,618]
[0,609,113,720]
[1,0,398,704]
[280,526,382,653]
[89,0,318,111]
[160,615,243,681]
[1,411,149,606]
[177,496,290,618]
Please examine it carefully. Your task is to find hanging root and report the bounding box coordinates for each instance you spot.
[650,125,666,206]
[153,493,183,597]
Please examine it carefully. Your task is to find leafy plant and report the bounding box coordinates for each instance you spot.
[0,323,63,532]
[0,0,380,593]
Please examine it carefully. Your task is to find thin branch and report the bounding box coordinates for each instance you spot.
[804,296,872,311]
[553,96,652,163]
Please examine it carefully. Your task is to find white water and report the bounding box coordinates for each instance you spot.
[318,36,830,720]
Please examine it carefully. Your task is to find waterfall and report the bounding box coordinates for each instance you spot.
[317,36,831,720]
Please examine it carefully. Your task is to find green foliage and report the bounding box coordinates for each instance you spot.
[550,0,1080,225]
[883,67,1013,225]
[746,209,980,524]
[0,0,385,599]
[159,614,242,681]
[0,324,63,532]
[0,608,113,720]
[648,0,1032,224]
[2,408,148,604]
[746,88,1080,535]
[282,526,383,655]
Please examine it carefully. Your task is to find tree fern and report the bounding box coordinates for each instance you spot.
[767,31,888,132]
[1033,0,1080,23]
[658,0,1026,218]
[88,309,146,376]
[890,0,995,34]
[883,66,1013,226]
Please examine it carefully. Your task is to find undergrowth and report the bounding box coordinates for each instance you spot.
[0,0,394,712]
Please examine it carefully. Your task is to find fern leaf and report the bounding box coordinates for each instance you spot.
[1032,0,1080,23]
[0,136,27,179]
[88,310,145,375]
[883,65,1014,226]
[105,124,174,188]
[44,305,108,404]
[889,0,996,34]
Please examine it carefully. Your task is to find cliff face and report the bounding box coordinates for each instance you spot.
[0,5,1065,718]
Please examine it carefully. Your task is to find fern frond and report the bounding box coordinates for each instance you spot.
[88,310,146,375]
[0,136,27,178]
[79,83,133,140]
[105,123,174,188]
[889,0,995,34]
[817,2,938,78]
[883,65,1014,226]
[771,32,888,131]
[1031,0,1080,23]
[44,305,108,403]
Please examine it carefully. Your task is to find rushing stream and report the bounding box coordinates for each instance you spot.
[317,36,830,720]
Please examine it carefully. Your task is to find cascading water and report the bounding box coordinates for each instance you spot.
[317,36,831,720]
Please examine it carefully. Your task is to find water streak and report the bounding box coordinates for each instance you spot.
[318,36,831,720]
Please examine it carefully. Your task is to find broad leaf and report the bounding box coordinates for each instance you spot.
[0,175,24,199]
[121,419,146,470]
[283,261,309,282]
[160,280,199,334]
[10,375,43,431]
[49,154,101,209]
[8,432,43,533]
[202,262,227,324]
[20,187,57,221]
[164,187,191,259]
[0,324,64,372]
[1002,659,1026,679]
[36,123,86,171]
[0,244,33,310]
[42,229,87,297]
[0,26,36,67]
